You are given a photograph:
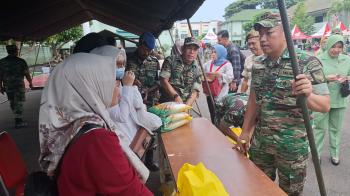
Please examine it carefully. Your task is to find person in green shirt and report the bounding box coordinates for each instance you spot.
[314,34,350,165]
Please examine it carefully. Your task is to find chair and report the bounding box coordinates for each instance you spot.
[0,131,28,196]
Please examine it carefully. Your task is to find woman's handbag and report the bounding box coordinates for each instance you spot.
[129,127,152,159]
[340,80,350,97]
[202,61,227,97]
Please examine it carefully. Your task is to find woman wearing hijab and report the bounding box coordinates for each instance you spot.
[314,34,350,165]
[203,44,234,123]
[90,45,162,145]
[38,51,152,195]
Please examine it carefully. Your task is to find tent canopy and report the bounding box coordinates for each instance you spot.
[203,29,217,40]
[311,22,331,38]
[0,0,204,41]
[291,25,310,40]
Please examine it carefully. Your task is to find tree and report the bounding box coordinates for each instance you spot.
[224,0,260,20]
[291,1,315,34]
[242,12,267,33]
[260,0,301,9]
[224,0,301,19]
[327,0,350,27]
[44,25,83,57]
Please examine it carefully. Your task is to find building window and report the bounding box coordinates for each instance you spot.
[181,34,187,39]
[315,16,323,23]
[192,30,199,37]
[213,28,216,33]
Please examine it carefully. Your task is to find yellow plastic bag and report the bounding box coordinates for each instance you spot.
[226,127,242,145]
[163,116,192,132]
[177,162,229,196]
[148,102,192,117]
[227,127,249,158]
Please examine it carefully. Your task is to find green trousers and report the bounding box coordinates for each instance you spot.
[313,108,346,159]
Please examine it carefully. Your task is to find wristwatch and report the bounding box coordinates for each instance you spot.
[173,93,179,99]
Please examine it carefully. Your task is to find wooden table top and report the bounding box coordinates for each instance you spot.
[160,117,286,196]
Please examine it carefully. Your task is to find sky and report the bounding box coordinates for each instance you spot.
[190,0,235,22]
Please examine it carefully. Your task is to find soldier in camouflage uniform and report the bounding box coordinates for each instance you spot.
[126,32,160,108]
[159,37,202,106]
[237,12,330,195]
[0,45,33,128]
[215,93,248,141]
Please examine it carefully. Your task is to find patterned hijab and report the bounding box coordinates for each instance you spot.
[38,53,149,181]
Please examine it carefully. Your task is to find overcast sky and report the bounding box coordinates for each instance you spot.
[190,0,235,22]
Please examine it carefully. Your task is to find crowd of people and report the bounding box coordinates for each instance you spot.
[0,10,350,196]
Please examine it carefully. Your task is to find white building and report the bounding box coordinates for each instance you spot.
[173,20,222,39]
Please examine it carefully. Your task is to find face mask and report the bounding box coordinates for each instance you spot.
[115,67,125,80]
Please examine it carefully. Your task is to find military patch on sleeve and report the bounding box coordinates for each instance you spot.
[310,69,326,84]
[304,56,327,84]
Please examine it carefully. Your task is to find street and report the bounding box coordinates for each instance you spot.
[0,88,349,195]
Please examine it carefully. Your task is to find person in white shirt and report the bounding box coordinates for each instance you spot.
[240,30,264,94]
[203,44,234,123]
[90,45,162,171]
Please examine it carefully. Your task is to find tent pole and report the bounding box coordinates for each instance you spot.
[31,43,41,78]
[186,19,216,113]
[157,39,166,55]
[168,29,175,44]
[277,1,327,195]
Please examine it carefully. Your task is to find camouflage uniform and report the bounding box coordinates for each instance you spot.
[215,93,248,127]
[249,49,329,195]
[159,55,202,102]
[0,55,29,119]
[126,52,160,107]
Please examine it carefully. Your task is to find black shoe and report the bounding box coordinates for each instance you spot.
[330,157,340,166]
[146,162,159,172]
[15,118,28,129]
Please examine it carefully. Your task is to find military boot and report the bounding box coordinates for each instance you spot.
[15,118,28,129]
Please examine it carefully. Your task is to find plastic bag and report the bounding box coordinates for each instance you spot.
[177,162,229,196]
[148,102,192,117]
[163,112,191,125]
[226,127,249,158]
[163,116,192,132]
[226,127,242,145]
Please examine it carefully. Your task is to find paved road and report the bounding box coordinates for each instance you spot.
[1,88,350,195]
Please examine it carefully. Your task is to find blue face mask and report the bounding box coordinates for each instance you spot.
[116,67,125,80]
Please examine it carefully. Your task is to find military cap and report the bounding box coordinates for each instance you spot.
[183,37,200,48]
[254,12,282,31]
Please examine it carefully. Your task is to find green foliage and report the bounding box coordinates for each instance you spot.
[242,12,266,33]
[260,0,301,9]
[196,33,206,40]
[44,25,83,52]
[291,1,315,34]
[224,0,302,19]
[224,0,260,20]
[327,0,350,16]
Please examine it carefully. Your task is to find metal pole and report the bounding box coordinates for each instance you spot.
[186,19,216,112]
[157,39,166,55]
[31,44,41,78]
[168,29,175,44]
[277,1,327,195]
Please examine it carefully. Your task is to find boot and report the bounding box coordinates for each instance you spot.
[145,148,159,172]
[15,118,28,129]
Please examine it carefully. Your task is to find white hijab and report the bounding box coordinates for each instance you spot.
[90,45,127,64]
[38,52,149,181]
